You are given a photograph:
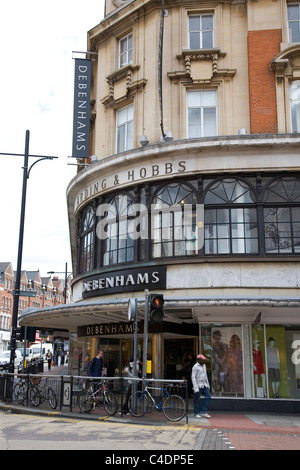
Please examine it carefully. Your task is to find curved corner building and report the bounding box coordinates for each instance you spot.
[21,0,300,411]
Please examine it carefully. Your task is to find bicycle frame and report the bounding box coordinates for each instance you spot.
[142,384,169,410]
[86,381,105,404]
[32,378,57,409]
[128,379,186,421]
[78,379,118,415]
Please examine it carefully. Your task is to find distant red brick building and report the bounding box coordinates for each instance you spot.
[0,263,71,350]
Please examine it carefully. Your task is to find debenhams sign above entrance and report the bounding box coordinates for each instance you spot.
[78,321,141,338]
[82,266,166,298]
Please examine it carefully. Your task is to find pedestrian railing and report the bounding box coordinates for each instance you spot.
[0,372,189,423]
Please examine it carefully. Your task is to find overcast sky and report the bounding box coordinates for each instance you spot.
[0,0,104,278]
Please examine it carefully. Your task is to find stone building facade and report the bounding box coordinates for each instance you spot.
[21,0,300,409]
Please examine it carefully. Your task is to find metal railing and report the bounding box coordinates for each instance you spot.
[0,372,189,424]
[0,357,44,375]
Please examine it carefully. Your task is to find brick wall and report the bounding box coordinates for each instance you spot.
[248,29,282,134]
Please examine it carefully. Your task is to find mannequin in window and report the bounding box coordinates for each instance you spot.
[212,330,229,393]
[253,340,266,397]
[267,337,281,398]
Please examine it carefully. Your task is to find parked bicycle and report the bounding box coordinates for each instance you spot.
[78,379,118,415]
[13,377,40,407]
[30,377,57,409]
[128,380,186,421]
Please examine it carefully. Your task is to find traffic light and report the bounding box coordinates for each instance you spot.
[15,326,25,341]
[27,327,36,342]
[150,294,164,323]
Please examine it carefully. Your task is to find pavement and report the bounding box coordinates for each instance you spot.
[2,364,300,450]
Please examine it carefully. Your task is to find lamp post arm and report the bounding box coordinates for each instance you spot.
[27,156,58,179]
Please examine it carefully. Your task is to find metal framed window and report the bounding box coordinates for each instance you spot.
[79,207,96,273]
[204,178,259,255]
[188,14,214,49]
[151,182,199,258]
[76,175,300,275]
[263,177,300,254]
[101,195,135,266]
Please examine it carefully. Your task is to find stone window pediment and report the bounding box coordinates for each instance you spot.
[271,45,300,81]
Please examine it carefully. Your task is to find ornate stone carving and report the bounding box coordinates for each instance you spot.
[185,53,219,77]
[168,49,235,84]
[101,64,147,107]
[112,0,126,8]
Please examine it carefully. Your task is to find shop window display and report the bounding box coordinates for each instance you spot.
[201,324,300,399]
[250,326,290,398]
[286,331,300,398]
[201,325,244,396]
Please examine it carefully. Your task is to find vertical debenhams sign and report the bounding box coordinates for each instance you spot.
[72,59,91,159]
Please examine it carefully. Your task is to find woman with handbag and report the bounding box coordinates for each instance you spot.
[46,349,53,371]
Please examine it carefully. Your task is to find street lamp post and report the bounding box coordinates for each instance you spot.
[47,262,72,304]
[0,130,58,373]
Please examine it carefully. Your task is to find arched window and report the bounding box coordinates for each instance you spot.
[100,194,135,266]
[204,178,258,254]
[263,177,300,254]
[79,206,96,273]
[151,182,199,258]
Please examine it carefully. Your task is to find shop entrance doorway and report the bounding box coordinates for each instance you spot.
[164,338,197,394]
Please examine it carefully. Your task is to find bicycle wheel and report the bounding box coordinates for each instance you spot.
[103,391,118,416]
[37,386,46,405]
[78,391,93,413]
[47,387,57,409]
[128,391,148,417]
[29,385,41,407]
[162,395,186,421]
[13,383,25,405]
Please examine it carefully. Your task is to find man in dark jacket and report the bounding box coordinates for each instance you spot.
[88,349,104,377]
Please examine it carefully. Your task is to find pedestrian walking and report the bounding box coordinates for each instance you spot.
[88,349,104,377]
[46,349,53,371]
[191,354,211,418]
[121,356,140,414]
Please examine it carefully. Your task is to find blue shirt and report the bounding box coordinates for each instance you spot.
[88,356,103,377]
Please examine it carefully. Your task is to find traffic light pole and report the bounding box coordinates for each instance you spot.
[142,289,149,378]
[3,130,58,373]
[22,326,28,372]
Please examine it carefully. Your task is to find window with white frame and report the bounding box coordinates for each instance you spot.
[288,3,300,42]
[290,81,300,132]
[116,104,134,152]
[119,33,133,68]
[188,14,214,49]
[187,90,217,138]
